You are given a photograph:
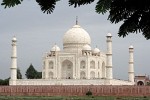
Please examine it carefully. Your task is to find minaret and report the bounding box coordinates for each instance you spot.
[10,36,17,85]
[128,45,134,82]
[106,33,113,79]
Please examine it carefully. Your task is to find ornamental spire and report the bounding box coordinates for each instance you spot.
[76,16,78,25]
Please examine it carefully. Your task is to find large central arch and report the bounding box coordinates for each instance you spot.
[61,60,73,79]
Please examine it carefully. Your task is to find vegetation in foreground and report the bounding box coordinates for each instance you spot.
[0,96,149,100]
[1,0,150,39]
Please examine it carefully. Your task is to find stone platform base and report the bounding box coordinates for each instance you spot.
[9,79,134,85]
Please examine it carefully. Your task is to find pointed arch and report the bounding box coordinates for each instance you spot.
[90,60,95,69]
[80,60,86,69]
[61,60,73,79]
[90,71,95,79]
[80,71,86,79]
[49,61,53,69]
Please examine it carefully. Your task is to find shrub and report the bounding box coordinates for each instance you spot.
[143,96,147,98]
[86,90,92,96]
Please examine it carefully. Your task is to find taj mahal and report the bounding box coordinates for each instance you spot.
[9,21,135,85]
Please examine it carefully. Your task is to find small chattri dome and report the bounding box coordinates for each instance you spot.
[107,33,112,37]
[93,48,100,54]
[51,45,60,52]
[82,44,91,51]
[129,45,134,49]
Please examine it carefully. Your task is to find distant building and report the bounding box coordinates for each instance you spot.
[135,75,150,85]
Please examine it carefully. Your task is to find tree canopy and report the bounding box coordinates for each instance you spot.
[17,68,22,79]
[25,64,42,79]
[0,78,9,85]
[1,0,150,39]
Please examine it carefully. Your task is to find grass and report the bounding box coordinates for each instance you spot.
[0,96,150,100]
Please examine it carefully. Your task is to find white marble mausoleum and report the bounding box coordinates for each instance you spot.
[9,21,135,85]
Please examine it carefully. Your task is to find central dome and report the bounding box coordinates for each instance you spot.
[63,25,91,45]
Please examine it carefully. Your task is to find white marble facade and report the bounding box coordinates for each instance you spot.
[42,24,108,80]
[10,22,135,85]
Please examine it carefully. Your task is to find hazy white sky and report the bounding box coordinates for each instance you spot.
[0,0,149,80]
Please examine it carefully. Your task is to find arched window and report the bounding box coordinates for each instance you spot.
[49,71,54,79]
[90,71,95,79]
[49,61,53,69]
[90,61,95,69]
[80,71,86,79]
[80,61,86,69]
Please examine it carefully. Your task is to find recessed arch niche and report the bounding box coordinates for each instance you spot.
[61,60,73,79]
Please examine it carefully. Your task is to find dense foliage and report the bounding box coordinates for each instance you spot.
[86,90,93,96]
[0,78,9,85]
[17,68,22,79]
[25,64,42,79]
[1,0,150,39]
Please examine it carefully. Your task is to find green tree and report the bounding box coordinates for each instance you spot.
[25,64,38,79]
[86,90,92,96]
[17,68,22,79]
[0,79,4,85]
[1,0,150,39]
[36,72,42,79]
[3,78,9,85]
[0,78,9,85]
[25,64,42,79]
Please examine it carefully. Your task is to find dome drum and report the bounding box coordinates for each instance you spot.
[63,43,87,53]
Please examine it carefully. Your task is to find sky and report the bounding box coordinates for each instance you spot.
[0,0,149,80]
